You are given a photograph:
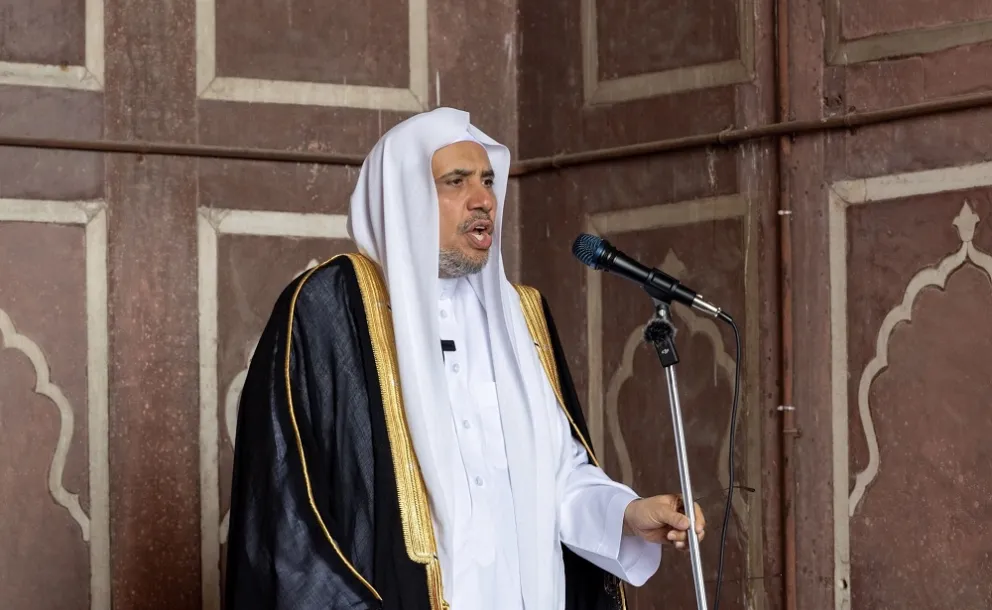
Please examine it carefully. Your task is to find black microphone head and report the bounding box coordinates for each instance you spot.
[572,233,608,270]
[643,318,676,344]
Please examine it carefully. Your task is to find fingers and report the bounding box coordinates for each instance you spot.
[655,500,704,533]
[694,502,706,540]
[664,501,706,549]
[638,527,673,544]
[630,495,707,550]
[657,503,691,531]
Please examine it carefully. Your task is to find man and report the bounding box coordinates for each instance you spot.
[225,107,705,610]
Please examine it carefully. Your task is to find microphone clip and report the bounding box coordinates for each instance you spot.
[643,300,679,368]
[641,280,723,321]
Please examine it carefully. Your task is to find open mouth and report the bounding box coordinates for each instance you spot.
[466,219,493,248]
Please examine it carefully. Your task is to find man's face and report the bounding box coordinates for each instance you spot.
[432,141,497,278]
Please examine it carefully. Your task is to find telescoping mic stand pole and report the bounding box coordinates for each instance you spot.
[643,297,708,610]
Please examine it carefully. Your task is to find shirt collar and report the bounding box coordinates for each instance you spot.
[438,277,461,301]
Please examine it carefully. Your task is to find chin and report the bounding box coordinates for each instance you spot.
[439,248,490,278]
[465,250,490,267]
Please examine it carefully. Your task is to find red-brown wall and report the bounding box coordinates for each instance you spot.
[2,0,991,609]
[518,2,992,610]
[0,1,519,608]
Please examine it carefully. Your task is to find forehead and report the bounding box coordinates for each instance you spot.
[431,141,491,172]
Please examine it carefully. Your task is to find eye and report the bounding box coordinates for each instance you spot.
[447,178,463,186]
[484,178,495,188]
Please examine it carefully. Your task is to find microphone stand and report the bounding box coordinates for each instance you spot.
[644,296,708,610]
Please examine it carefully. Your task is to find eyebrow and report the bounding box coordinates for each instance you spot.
[436,168,496,181]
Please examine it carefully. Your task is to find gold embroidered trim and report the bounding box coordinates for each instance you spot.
[513,284,629,610]
[283,255,613,610]
[283,257,381,601]
[513,285,600,467]
[347,254,449,610]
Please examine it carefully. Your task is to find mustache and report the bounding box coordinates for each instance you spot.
[458,213,493,233]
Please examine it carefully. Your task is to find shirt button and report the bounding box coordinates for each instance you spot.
[452,363,460,373]
[474,476,484,486]
[440,310,448,318]
[462,419,471,429]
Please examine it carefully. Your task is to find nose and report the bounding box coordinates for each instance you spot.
[467,183,495,214]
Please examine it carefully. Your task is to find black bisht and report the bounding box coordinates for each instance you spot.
[224,255,627,610]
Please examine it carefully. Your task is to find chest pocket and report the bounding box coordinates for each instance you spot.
[472,382,508,470]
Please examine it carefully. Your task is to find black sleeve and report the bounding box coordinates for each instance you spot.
[540,296,597,456]
[224,260,379,610]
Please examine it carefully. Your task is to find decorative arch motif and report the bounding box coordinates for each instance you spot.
[0,308,90,541]
[604,251,745,516]
[604,323,644,489]
[850,202,992,516]
[220,258,319,543]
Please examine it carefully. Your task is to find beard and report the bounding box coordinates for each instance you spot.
[439,247,489,278]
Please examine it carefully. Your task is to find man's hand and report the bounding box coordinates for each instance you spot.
[623,494,705,550]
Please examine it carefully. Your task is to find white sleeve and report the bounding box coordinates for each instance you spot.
[557,409,662,587]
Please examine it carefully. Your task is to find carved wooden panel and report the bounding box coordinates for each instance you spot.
[581,0,753,103]
[197,0,427,110]
[0,199,109,610]
[826,0,992,64]
[518,1,748,158]
[830,164,992,610]
[0,0,103,89]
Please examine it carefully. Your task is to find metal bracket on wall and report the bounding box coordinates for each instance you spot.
[777,406,801,437]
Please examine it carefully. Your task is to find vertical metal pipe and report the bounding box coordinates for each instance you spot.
[773,0,798,608]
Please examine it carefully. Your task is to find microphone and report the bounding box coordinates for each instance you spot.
[571,233,726,321]
[576,232,741,610]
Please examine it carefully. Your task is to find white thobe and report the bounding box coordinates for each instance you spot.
[436,277,662,610]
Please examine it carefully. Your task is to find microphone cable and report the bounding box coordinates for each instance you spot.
[711,311,742,610]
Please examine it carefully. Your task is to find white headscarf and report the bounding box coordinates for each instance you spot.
[347,107,565,607]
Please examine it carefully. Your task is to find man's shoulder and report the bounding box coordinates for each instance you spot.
[281,254,365,316]
[511,283,549,315]
[511,282,543,297]
[299,254,358,284]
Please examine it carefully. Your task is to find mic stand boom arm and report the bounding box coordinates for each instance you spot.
[644,298,708,610]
